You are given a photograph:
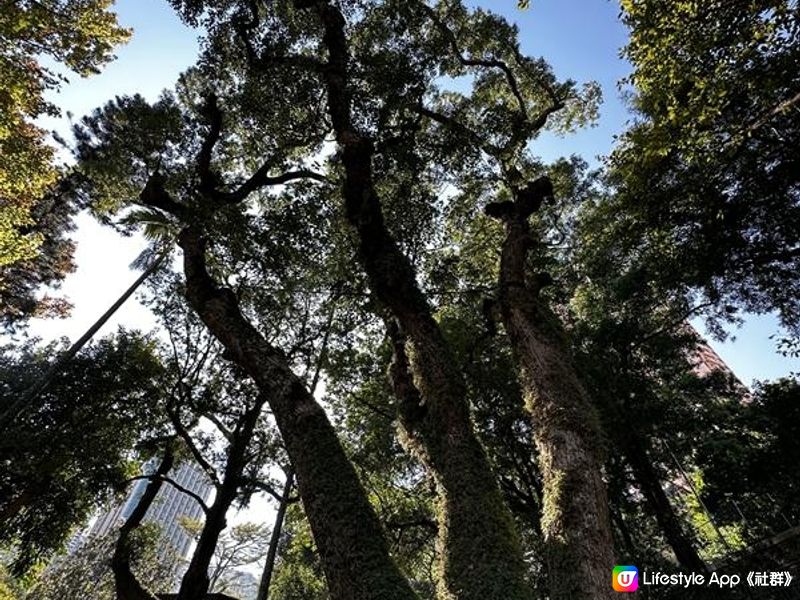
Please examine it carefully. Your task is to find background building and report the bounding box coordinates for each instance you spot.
[87,460,214,560]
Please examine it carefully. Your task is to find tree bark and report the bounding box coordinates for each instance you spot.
[256,469,294,600]
[177,492,231,600]
[488,180,615,600]
[257,315,325,600]
[177,227,416,600]
[297,4,533,599]
[177,395,265,600]
[113,444,174,600]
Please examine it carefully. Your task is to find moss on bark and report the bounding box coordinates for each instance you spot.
[490,181,616,600]
[178,227,417,600]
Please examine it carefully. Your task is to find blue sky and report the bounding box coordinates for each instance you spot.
[474,0,632,166]
[25,0,798,386]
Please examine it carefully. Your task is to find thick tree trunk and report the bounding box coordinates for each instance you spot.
[504,302,614,600]
[294,4,533,599]
[256,469,294,600]
[257,324,324,600]
[178,396,265,600]
[177,494,232,600]
[113,445,174,600]
[488,180,615,600]
[385,321,531,599]
[177,227,416,600]
[623,436,707,572]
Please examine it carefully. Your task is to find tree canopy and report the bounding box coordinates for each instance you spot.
[1,2,798,600]
[586,0,800,340]
[0,0,129,324]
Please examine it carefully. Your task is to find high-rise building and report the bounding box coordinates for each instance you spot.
[690,330,742,383]
[685,323,751,398]
[87,460,214,560]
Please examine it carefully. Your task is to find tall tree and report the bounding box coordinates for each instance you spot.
[0,247,168,430]
[304,5,609,596]
[163,1,606,596]
[295,4,532,597]
[571,0,800,568]
[73,89,418,600]
[112,442,178,600]
[170,384,270,600]
[486,177,614,599]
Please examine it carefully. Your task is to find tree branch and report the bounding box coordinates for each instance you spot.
[195,93,327,206]
[413,104,504,159]
[240,477,300,504]
[231,2,326,76]
[113,443,174,600]
[168,408,221,488]
[745,90,800,137]
[636,302,716,346]
[417,2,528,117]
[138,172,188,220]
[197,93,224,198]
[126,474,211,515]
[529,99,566,132]
[214,168,328,205]
[202,411,234,443]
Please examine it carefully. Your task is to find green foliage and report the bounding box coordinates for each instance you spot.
[20,525,180,600]
[74,93,189,217]
[20,1,800,598]
[565,4,800,568]
[325,335,438,597]
[696,378,800,537]
[597,0,800,338]
[0,0,129,270]
[270,505,330,600]
[0,178,79,328]
[682,472,746,561]
[0,563,22,600]
[0,331,168,573]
